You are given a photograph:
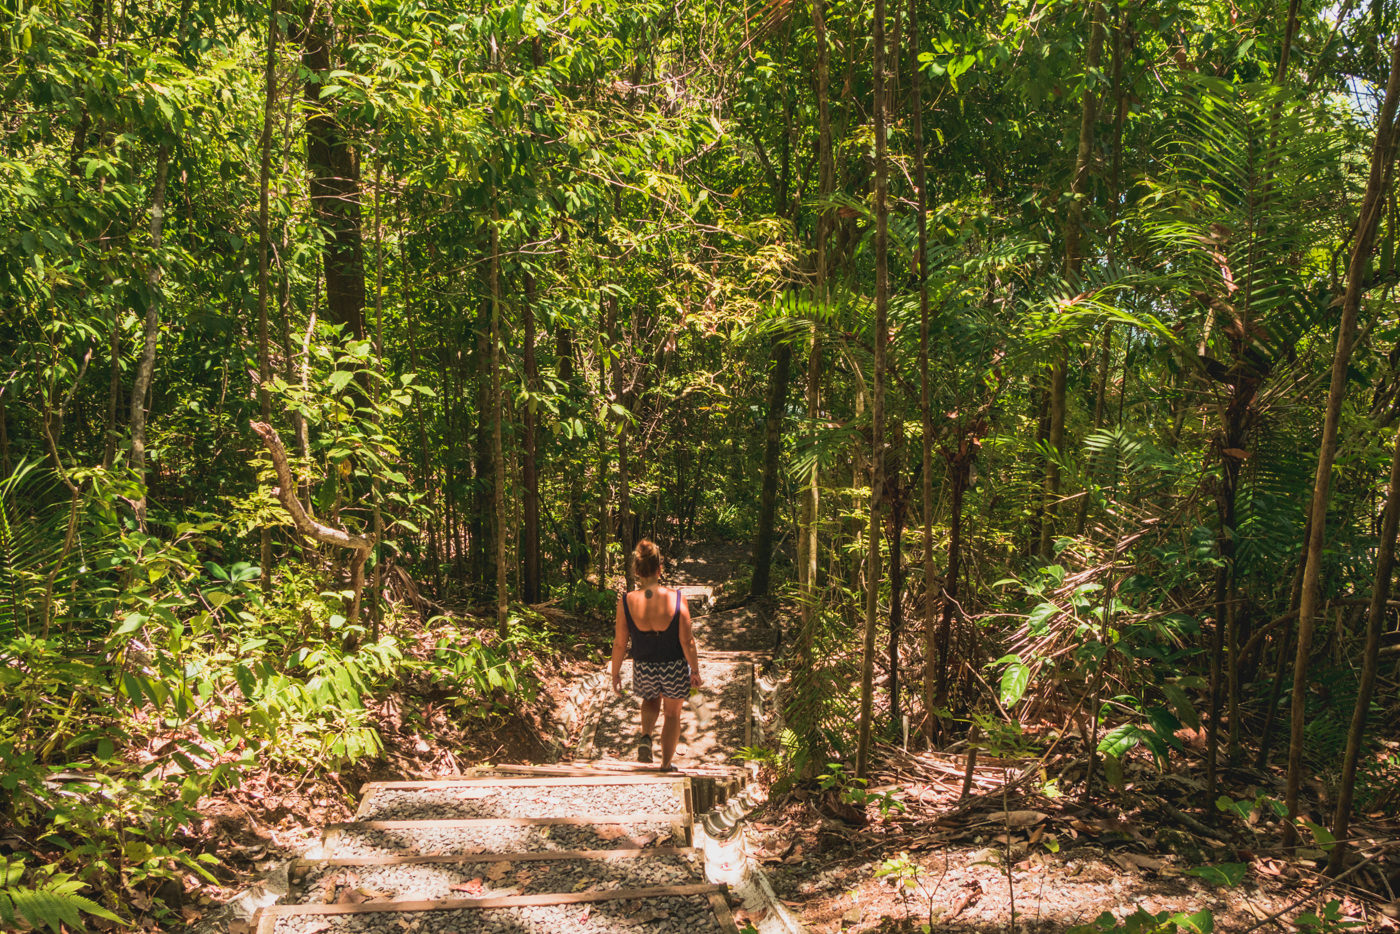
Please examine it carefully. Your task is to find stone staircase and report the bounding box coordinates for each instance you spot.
[249,549,790,933]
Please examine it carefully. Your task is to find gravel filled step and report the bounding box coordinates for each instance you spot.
[324,816,690,858]
[287,848,704,904]
[257,885,738,934]
[356,776,688,821]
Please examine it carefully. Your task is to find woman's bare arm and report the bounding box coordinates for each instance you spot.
[610,597,629,692]
[679,597,701,688]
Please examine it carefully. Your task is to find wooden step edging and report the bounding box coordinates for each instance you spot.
[254,883,739,934]
[291,845,700,870]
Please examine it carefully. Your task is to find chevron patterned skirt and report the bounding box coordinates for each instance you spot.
[632,658,690,699]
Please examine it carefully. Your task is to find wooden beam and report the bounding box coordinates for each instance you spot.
[329,812,686,831]
[290,847,698,870]
[361,774,687,791]
[254,883,729,934]
[708,889,743,934]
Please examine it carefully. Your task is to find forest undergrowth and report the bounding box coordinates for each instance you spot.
[753,541,1400,934]
[0,525,602,933]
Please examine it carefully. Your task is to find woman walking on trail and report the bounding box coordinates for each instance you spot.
[610,540,702,771]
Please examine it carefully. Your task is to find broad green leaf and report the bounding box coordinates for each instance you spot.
[1185,863,1247,887]
[998,659,1030,708]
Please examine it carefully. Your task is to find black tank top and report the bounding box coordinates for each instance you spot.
[624,589,685,663]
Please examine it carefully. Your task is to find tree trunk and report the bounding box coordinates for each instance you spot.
[256,0,279,596]
[522,271,541,603]
[1042,0,1106,558]
[404,249,438,591]
[491,206,508,636]
[301,2,365,341]
[128,143,172,528]
[472,293,494,597]
[908,0,939,744]
[620,420,634,593]
[887,418,905,726]
[67,0,106,176]
[102,316,120,470]
[1329,419,1400,872]
[857,0,890,780]
[937,445,970,713]
[800,0,835,662]
[751,340,792,598]
[0,392,9,476]
[1285,27,1400,844]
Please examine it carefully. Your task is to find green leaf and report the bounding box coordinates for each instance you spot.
[114,612,146,636]
[1162,683,1200,729]
[1166,909,1214,934]
[998,658,1030,708]
[1185,863,1247,887]
[1026,602,1058,636]
[1097,723,1142,758]
[327,370,354,394]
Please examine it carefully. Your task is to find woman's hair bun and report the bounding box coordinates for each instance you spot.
[632,539,662,577]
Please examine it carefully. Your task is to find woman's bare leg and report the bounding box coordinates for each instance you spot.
[640,696,661,738]
[659,696,685,767]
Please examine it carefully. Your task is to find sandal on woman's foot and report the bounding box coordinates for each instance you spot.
[657,763,677,773]
[638,734,653,764]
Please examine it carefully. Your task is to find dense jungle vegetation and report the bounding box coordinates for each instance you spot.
[3,0,1400,928]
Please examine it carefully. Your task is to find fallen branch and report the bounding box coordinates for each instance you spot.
[250,420,374,625]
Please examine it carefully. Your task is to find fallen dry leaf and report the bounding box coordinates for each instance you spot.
[451,877,484,895]
[1003,810,1049,827]
[1112,853,1166,872]
[948,880,984,919]
[485,861,512,881]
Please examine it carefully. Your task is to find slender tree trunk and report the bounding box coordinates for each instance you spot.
[1042,0,1105,558]
[301,1,365,340]
[800,0,835,662]
[404,249,438,591]
[522,271,541,603]
[1275,0,1302,85]
[473,294,493,595]
[0,392,9,476]
[620,420,634,593]
[256,0,279,595]
[908,0,940,744]
[68,0,105,175]
[596,299,612,590]
[369,154,387,639]
[887,419,905,726]
[857,0,890,780]
[1285,28,1400,844]
[102,318,120,470]
[128,143,172,528]
[491,206,508,636]
[751,340,792,597]
[1257,517,1310,769]
[1329,420,1400,872]
[936,444,971,713]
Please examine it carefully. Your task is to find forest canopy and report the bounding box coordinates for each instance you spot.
[3,0,1400,928]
